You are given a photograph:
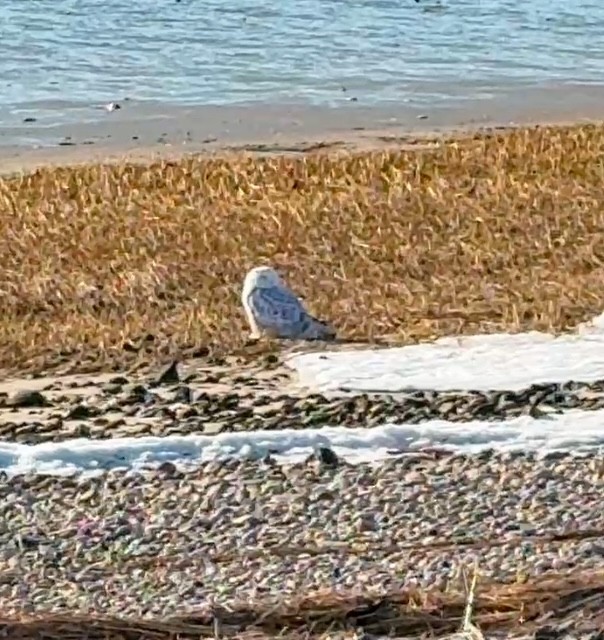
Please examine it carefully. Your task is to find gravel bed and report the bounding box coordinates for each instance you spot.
[0,450,602,618]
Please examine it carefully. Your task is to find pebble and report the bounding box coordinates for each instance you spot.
[6,389,49,408]
[0,451,601,618]
[155,360,180,386]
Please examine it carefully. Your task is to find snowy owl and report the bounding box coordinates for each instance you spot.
[242,266,336,341]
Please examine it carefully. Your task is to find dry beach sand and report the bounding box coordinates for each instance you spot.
[2,107,604,638]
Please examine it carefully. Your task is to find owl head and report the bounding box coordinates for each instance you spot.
[245,266,283,289]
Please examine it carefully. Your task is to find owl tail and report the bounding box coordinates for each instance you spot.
[301,315,337,341]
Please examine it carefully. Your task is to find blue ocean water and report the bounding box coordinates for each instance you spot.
[1,0,603,110]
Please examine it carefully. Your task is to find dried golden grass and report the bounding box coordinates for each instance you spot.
[2,569,603,639]
[3,123,604,373]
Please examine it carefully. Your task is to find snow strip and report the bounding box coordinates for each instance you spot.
[287,312,604,393]
[2,408,604,477]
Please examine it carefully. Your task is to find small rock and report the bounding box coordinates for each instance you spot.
[176,406,198,420]
[72,424,92,438]
[156,361,180,385]
[102,383,124,395]
[355,513,378,533]
[312,446,340,468]
[172,385,192,403]
[16,534,45,549]
[158,461,178,476]
[262,452,276,466]
[121,384,151,405]
[534,626,562,640]
[7,390,49,408]
[66,404,98,420]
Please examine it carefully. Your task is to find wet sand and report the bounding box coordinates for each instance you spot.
[2,83,604,174]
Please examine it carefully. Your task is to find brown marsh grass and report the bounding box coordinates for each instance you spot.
[2,123,604,373]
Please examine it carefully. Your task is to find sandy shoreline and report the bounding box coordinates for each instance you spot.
[2,84,604,173]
